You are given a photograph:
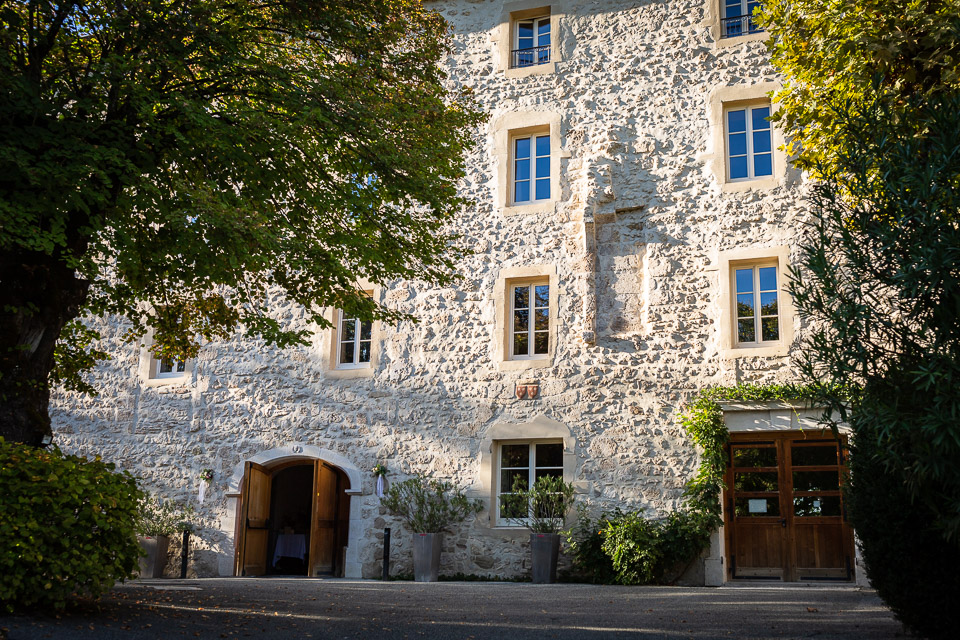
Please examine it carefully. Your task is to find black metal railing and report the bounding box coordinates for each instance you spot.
[511,45,550,68]
[720,15,764,38]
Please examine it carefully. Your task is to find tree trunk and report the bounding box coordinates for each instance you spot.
[0,247,89,446]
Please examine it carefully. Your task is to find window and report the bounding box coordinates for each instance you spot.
[721,0,763,38]
[513,134,550,204]
[156,358,186,379]
[733,263,779,345]
[336,309,372,369]
[513,15,550,68]
[497,441,563,524]
[726,104,772,181]
[510,281,550,358]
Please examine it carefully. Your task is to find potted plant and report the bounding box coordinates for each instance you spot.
[136,496,194,578]
[380,475,482,582]
[503,475,576,583]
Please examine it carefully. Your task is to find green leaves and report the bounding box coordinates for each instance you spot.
[0,0,485,402]
[0,439,143,612]
[379,474,482,534]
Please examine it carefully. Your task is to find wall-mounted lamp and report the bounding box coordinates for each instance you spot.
[40,434,53,447]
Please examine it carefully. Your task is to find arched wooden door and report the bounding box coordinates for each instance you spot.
[235,459,350,577]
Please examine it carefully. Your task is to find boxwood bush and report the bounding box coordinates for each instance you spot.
[0,439,143,611]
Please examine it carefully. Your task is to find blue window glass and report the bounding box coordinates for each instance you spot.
[735,268,753,294]
[758,266,777,291]
[514,180,530,203]
[729,132,747,157]
[728,109,746,133]
[515,158,530,182]
[535,135,550,157]
[535,178,550,200]
[754,153,772,177]
[730,156,748,180]
[726,0,743,17]
[753,130,771,154]
[518,21,533,49]
[752,106,770,130]
[537,19,550,46]
[515,137,530,159]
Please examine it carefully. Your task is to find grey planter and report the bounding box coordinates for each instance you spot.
[412,533,442,582]
[138,535,170,578]
[530,533,560,584]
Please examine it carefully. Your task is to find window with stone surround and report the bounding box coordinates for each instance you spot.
[496,441,564,525]
[732,260,779,346]
[509,280,550,359]
[498,2,559,78]
[718,246,795,358]
[336,307,373,369]
[494,266,557,371]
[155,358,186,379]
[725,103,773,182]
[721,0,763,38]
[707,83,786,193]
[512,14,551,68]
[139,335,194,387]
[326,286,380,379]
[511,128,551,205]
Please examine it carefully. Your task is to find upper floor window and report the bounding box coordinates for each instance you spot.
[513,15,550,68]
[734,262,780,345]
[510,281,550,359]
[337,309,372,369]
[726,104,772,181]
[721,0,763,38]
[513,133,550,204]
[156,358,186,379]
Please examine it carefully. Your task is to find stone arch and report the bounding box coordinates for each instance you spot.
[218,443,365,578]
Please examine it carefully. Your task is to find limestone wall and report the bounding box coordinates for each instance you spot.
[51,0,810,580]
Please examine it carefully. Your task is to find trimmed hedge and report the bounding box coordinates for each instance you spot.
[0,439,143,611]
[847,424,960,640]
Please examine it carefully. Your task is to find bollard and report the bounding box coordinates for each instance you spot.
[382,527,391,581]
[180,530,190,579]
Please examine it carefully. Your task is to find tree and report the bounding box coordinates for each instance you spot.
[0,1,484,445]
[763,2,960,636]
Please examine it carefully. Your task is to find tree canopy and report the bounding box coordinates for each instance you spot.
[764,1,960,634]
[0,0,484,444]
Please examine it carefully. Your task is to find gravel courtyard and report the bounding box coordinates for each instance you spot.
[0,578,903,640]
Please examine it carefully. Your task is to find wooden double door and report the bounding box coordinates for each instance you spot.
[234,460,350,577]
[724,431,855,581]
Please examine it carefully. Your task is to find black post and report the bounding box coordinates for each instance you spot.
[180,530,190,579]
[382,527,391,581]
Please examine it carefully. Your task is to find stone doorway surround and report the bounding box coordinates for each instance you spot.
[701,401,868,587]
[219,444,364,578]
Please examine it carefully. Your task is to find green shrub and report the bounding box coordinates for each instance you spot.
[136,495,196,536]
[501,475,577,534]
[0,439,143,612]
[599,509,711,585]
[563,505,618,584]
[847,421,960,640]
[380,474,482,533]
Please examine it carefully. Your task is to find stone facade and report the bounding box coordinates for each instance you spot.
[51,0,813,581]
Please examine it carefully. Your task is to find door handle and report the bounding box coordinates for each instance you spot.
[780,518,787,528]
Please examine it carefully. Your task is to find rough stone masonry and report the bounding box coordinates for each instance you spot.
[50,0,810,580]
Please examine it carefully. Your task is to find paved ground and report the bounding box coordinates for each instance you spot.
[0,578,904,640]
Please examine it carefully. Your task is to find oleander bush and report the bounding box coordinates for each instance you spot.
[0,439,143,611]
[380,474,482,533]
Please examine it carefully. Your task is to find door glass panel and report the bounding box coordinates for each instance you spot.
[732,446,777,468]
[794,495,841,517]
[792,445,838,467]
[735,497,780,517]
[735,471,778,492]
[792,470,839,492]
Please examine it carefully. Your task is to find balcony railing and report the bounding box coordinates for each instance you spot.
[720,15,764,38]
[511,45,550,68]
